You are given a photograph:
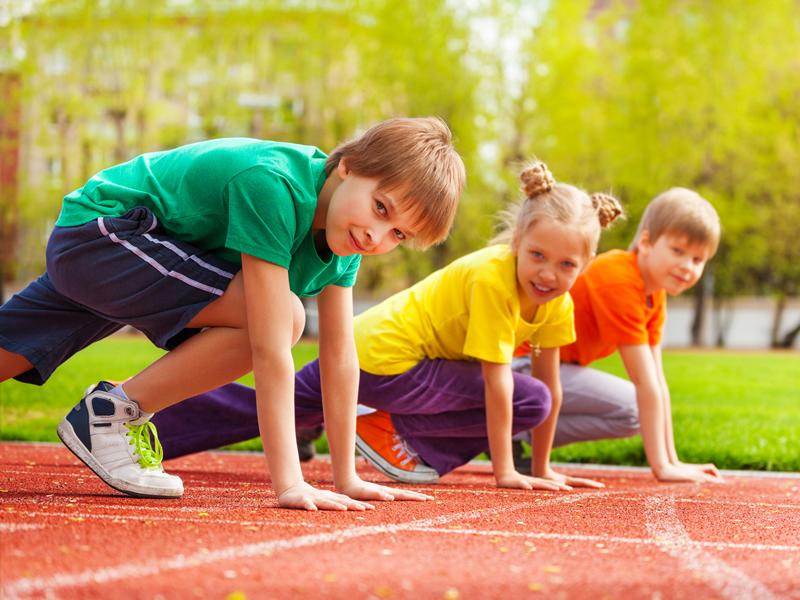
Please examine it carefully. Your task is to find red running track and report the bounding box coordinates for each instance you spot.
[1,442,798,599]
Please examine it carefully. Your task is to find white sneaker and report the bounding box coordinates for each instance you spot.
[57,383,183,498]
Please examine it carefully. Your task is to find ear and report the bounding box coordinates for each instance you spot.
[638,229,653,254]
[510,232,520,255]
[336,157,350,178]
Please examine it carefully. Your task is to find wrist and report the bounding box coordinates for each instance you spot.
[494,468,519,481]
[332,472,360,492]
[650,463,669,478]
[274,477,306,497]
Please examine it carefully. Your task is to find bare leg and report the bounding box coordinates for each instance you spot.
[0,348,34,382]
[122,272,305,413]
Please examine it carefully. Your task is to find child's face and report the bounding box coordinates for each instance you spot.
[325,160,418,256]
[638,231,712,296]
[514,218,589,307]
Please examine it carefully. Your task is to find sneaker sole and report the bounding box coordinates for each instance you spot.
[57,419,183,499]
[354,434,439,484]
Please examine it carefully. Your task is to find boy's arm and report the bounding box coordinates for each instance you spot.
[482,360,563,491]
[241,254,369,511]
[316,284,432,503]
[619,343,719,483]
[530,349,603,488]
[650,344,680,463]
[650,345,722,480]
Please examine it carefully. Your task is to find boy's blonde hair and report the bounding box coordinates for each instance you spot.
[326,117,465,249]
[629,187,720,256]
[492,161,624,257]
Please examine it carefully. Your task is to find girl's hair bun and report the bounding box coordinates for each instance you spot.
[520,161,555,199]
[590,193,625,228]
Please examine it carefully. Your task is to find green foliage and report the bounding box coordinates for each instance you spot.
[2,336,798,470]
[2,1,800,333]
[1,0,484,288]
[509,0,800,300]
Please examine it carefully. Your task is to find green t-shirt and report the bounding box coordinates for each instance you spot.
[56,138,361,296]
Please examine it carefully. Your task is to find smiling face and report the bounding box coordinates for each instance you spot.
[323,160,419,257]
[637,230,712,296]
[513,218,590,316]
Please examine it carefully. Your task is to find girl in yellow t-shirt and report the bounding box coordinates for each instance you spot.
[321,161,624,489]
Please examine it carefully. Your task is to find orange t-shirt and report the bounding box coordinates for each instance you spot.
[554,249,666,366]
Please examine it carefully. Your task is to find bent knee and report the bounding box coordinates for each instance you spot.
[513,377,552,428]
[616,411,640,438]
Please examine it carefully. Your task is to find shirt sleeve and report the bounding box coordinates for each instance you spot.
[332,255,362,288]
[532,292,576,348]
[590,283,651,346]
[224,167,297,267]
[647,290,667,345]
[462,278,515,363]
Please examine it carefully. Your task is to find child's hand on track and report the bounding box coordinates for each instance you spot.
[337,478,434,502]
[675,461,724,482]
[540,467,605,489]
[495,471,571,491]
[653,463,724,484]
[277,481,376,511]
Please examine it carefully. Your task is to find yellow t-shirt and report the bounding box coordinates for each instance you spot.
[355,245,576,375]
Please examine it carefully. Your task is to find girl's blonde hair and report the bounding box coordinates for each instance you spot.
[629,188,720,255]
[492,161,624,257]
[326,117,465,249]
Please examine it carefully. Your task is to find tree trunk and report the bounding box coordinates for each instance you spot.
[779,318,800,349]
[770,293,786,348]
[690,267,714,346]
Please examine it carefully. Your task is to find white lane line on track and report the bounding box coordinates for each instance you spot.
[645,495,780,600]
[1,491,602,599]
[0,523,44,532]
[407,527,800,553]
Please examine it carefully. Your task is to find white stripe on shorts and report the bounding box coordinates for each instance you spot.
[143,233,234,280]
[97,217,227,296]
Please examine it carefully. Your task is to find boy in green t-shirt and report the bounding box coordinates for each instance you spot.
[0,118,465,511]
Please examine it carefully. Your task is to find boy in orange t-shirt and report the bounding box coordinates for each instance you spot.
[513,188,724,483]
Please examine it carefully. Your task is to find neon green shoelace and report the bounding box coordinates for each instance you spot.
[125,421,164,469]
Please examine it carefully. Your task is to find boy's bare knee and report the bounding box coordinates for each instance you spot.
[291,294,306,345]
[0,348,34,382]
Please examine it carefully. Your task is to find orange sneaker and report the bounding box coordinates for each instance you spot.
[355,410,439,484]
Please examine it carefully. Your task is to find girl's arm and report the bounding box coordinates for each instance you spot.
[650,345,722,480]
[241,254,370,511]
[530,348,603,488]
[619,343,719,483]
[482,360,562,490]
[316,284,432,503]
[529,348,562,477]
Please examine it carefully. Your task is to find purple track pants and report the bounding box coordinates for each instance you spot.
[153,358,551,476]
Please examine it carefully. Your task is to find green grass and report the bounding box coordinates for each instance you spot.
[2,337,798,471]
[549,351,800,471]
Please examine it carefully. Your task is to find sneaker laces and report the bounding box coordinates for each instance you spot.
[391,435,421,467]
[125,421,164,469]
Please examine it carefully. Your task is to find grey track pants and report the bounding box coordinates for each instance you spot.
[511,358,640,447]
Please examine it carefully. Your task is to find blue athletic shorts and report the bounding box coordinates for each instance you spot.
[0,206,239,385]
